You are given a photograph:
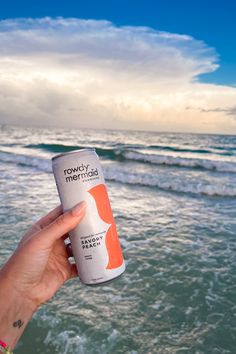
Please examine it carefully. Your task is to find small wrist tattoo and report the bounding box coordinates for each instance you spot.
[13,319,24,329]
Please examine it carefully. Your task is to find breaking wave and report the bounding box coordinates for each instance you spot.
[24,144,236,173]
[1,150,235,197]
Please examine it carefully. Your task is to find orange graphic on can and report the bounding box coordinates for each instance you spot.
[89,184,123,269]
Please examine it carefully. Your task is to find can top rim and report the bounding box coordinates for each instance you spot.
[52,148,96,161]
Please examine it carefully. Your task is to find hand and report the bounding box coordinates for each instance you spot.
[0,201,86,350]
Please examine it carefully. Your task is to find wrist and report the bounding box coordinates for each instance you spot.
[0,272,36,350]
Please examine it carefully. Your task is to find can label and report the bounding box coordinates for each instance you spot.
[52,150,125,285]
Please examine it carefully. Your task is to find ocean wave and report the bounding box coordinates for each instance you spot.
[26,142,233,156]
[1,150,236,197]
[26,143,88,153]
[24,143,236,173]
[213,145,236,151]
[148,144,213,154]
[123,150,236,173]
[103,167,236,197]
[0,151,52,173]
[25,143,122,161]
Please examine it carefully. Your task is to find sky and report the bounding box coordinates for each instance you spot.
[0,0,236,134]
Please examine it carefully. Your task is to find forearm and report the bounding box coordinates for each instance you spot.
[0,272,36,351]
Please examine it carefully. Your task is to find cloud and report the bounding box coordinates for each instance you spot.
[0,17,236,133]
[201,106,236,116]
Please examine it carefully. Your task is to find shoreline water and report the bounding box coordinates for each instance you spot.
[0,125,236,353]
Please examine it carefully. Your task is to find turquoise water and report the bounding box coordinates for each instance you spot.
[0,125,236,353]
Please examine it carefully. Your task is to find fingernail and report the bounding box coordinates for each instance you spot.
[72,201,86,217]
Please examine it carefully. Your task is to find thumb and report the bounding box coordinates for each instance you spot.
[37,201,86,246]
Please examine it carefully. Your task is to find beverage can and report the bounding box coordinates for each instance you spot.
[52,148,125,285]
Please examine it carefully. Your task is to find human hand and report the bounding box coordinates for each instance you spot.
[0,201,86,350]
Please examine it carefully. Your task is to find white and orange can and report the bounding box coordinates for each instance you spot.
[52,148,125,285]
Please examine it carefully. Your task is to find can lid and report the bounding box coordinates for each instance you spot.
[52,148,96,161]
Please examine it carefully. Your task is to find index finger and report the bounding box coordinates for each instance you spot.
[36,205,63,229]
[37,201,86,247]
[19,205,63,246]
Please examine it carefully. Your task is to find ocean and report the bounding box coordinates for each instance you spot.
[0,124,236,354]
